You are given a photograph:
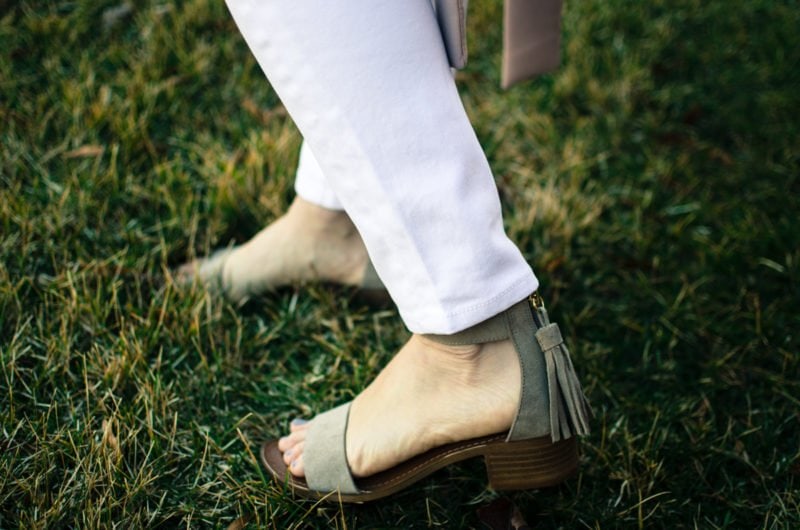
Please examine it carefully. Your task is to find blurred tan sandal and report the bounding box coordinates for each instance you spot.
[260,292,591,502]
[174,246,388,304]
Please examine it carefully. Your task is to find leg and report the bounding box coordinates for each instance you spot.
[225,0,541,479]
[225,0,538,334]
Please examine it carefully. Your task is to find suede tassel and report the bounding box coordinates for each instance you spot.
[531,300,592,442]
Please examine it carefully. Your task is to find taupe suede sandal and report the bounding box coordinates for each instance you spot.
[260,292,591,503]
[174,248,388,304]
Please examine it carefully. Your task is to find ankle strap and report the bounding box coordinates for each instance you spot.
[422,297,534,345]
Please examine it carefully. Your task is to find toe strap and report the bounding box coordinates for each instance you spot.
[198,248,234,289]
[304,402,360,495]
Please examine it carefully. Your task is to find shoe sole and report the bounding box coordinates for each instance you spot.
[261,432,578,503]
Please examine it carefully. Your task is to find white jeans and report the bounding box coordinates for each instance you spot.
[225,0,538,334]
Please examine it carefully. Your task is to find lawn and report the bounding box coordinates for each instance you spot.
[1,0,798,528]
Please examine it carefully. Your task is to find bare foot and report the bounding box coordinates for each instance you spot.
[277,335,521,478]
[176,197,370,302]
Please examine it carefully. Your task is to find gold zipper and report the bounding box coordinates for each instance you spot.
[528,291,545,327]
[529,291,544,310]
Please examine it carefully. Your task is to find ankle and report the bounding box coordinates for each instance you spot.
[289,196,350,226]
[412,335,517,384]
[415,334,483,361]
[288,197,365,248]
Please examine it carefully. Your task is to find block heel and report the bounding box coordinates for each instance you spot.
[484,435,578,490]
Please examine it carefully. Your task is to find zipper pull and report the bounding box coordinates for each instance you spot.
[528,291,550,326]
[529,291,544,309]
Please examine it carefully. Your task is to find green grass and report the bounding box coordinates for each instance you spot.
[1,0,798,527]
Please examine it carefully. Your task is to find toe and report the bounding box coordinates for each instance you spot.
[174,261,197,283]
[289,451,305,478]
[278,420,309,477]
[277,429,303,451]
[277,436,291,452]
[284,441,304,468]
[282,446,295,466]
[289,418,309,432]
